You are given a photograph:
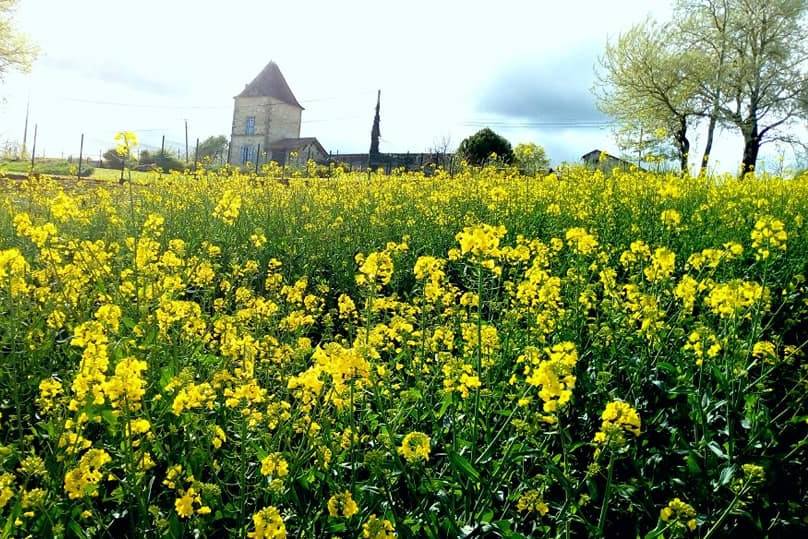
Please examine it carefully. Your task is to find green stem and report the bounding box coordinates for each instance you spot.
[703,484,749,539]
[471,260,483,461]
[597,452,615,537]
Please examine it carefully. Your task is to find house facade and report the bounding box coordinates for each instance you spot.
[581,149,637,172]
[229,61,327,166]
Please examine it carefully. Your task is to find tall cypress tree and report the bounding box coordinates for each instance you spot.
[369,90,381,163]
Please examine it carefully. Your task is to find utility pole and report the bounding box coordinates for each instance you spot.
[21,98,30,158]
[184,119,189,162]
[30,124,38,173]
[78,133,84,179]
[161,135,165,155]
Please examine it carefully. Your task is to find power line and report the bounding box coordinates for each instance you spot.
[22,90,379,110]
[462,120,615,129]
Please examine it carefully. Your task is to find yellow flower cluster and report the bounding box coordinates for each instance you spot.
[441,356,482,398]
[260,452,289,484]
[516,489,549,516]
[287,342,371,410]
[175,487,211,518]
[64,449,112,499]
[565,227,598,255]
[248,506,286,539]
[0,247,29,296]
[0,473,13,509]
[705,279,768,318]
[454,224,507,259]
[683,329,722,366]
[521,342,578,423]
[750,216,787,260]
[362,514,396,539]
[644,247,676,282]
[660,209,682,228]
[327,490,359,517]
[660,497,697,532]
[103,356,148,411]
[398,431,431,464]
[213,189,242,225]
[594,401,641,448]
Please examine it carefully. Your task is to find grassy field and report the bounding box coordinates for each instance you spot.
[0,166,806,537]
[2,159,162,182]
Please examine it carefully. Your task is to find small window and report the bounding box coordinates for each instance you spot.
[245,116,256,135]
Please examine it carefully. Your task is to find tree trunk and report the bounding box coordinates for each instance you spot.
[700,113,718,176]
[675,117,690,174]
[741,121,759,176]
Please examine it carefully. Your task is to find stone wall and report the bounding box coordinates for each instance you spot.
[229,97,302,165]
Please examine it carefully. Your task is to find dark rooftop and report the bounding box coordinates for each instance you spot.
[237,61,303,108]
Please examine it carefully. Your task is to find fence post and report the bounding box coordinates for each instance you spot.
[77,133,84,180]
[255,143,261,174]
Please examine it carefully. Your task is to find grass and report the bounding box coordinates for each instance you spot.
[2,158,169,182]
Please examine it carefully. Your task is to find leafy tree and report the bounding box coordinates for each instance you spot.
[457,128,513,165]
[513,142,551,175]
[684,0,808,174]
[595,20,701,173]
[140,150,184,172]
[102,148,124,169]
[675,0,733,174]
[613,122,677,168]
[197,135,228,163]
[0,0,36,82]
[598,1,808,175]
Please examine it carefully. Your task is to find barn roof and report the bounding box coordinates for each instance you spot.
[236,61,303,108]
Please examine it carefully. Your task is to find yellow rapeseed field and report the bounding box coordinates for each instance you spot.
[0,164,806,537]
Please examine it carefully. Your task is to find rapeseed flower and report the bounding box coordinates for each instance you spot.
[398,431,431,464]
[362,514,396,538]
[327,490,359,517]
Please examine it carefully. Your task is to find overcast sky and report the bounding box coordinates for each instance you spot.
[0,0,802,171]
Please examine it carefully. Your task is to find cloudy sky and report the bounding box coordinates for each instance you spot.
[0,0,801,170]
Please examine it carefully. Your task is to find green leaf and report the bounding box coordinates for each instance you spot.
[67,519,87,539]
[686,452,702,475]
[101,409,118,427]
[707,441,727,460]
[448,449,481,483]
[644,521,667,539]
[719,465,735,486]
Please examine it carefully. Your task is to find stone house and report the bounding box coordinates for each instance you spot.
[581,149,637,172]
[229,61,328,166]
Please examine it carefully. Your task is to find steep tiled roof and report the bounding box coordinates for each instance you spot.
[237,61,303,108]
